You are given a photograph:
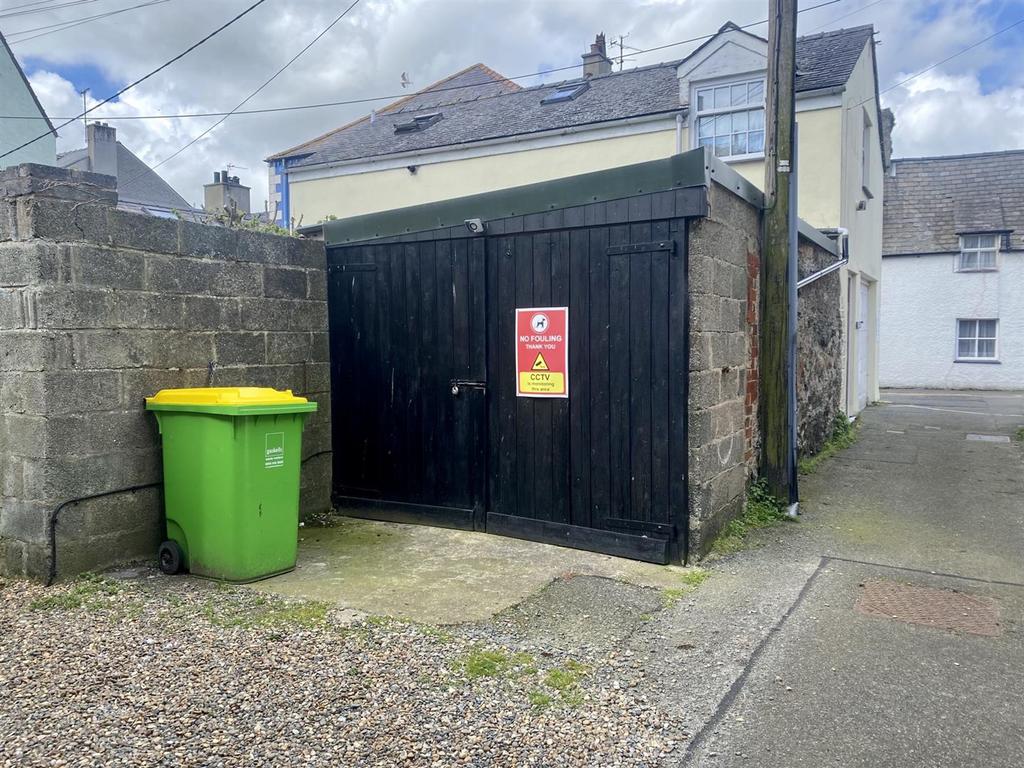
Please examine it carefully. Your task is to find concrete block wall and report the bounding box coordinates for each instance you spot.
[0,164,331,580]
[687,182,760,557]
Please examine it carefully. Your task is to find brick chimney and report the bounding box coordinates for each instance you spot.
[86,122,117,178]
[582,33,612,78]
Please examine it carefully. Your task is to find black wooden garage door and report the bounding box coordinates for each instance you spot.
[328,214,689,563]
[328,239,488,530]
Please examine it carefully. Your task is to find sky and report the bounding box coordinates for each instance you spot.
[3,0,1023,209]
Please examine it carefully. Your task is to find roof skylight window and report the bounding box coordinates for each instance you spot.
[394,112,443,134]
[541,81,589,105]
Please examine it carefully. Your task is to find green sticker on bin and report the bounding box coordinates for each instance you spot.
[265,432,285,469]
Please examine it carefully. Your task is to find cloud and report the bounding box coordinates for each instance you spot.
[8,0,1023,208]
[884,71,1024,157]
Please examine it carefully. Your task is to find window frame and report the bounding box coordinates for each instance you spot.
[541,81,589,105]
[955,318,999,363]
[956,233,1000,272]
[861,108,874,198]
[691,75,766,163]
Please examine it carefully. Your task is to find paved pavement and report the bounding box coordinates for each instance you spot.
[679,391,1024,767]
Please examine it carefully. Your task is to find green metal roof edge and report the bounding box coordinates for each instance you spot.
[323,148,713,246]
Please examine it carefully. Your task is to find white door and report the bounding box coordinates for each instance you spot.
[857,282,869,412]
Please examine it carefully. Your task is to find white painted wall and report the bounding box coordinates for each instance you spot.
[0,42,56,169]
[880,252,1024,389]
[835,42,884,414]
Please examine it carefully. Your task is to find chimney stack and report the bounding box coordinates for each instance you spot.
[87,122,117,178]
[582,33,612,78]
[203,169,251,215]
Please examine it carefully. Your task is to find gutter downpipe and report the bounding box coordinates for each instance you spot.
[786,124,799,517]
[797,228,848,289]
[675,112,685,154]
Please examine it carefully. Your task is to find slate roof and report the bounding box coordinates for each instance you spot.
[794,25,874,92]
[270,25,875,168]
[883,150,1024,255]
[57,142,193,211]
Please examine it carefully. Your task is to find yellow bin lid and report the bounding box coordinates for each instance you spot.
[145,387,317,414]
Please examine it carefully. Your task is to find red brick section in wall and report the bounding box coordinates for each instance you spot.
[744,245,760,467]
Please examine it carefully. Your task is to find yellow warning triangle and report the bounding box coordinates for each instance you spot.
[532,353,549,371]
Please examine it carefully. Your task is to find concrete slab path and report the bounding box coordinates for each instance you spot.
[253,515,689,624]
[679,391,1024,767]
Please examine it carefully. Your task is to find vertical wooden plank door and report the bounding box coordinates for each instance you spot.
[485,226,681,563]
[327,239,488,529]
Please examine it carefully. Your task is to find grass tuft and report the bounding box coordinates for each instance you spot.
[662,568,711,607]
[29,573,127,612]
[200,596,329,629]
[462,648,512,678]
[799,412,859,475]
[1015,427,1024,442]
[712,480,792,555]
[528,689,553,710]
[457,647,537,680]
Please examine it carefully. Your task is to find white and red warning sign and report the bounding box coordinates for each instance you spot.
[515,307,568,398]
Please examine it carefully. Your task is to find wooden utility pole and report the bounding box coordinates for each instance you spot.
[761,0,797,501]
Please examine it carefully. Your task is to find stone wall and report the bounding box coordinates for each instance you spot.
[687,181,760,558]
[0,164,331,580]
[796,238,843,455]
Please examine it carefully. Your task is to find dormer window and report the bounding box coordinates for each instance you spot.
[394,112,443,134]
[541,81,589,105]
[693,78,765,160]
[957,234,999,271]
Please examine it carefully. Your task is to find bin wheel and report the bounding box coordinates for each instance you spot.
[158,540,183,575]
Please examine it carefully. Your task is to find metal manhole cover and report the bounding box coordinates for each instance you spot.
[855,579,1002,637]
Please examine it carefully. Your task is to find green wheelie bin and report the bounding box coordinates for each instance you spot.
[145,387,318,582]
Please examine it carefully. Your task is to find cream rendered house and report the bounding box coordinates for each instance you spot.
[268,23,888,414]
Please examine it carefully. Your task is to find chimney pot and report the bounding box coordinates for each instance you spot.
[582,32,612,78]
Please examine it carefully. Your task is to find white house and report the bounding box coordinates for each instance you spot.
[881,150,1024,389]
[269,23,890,415]
[0,30,56,169]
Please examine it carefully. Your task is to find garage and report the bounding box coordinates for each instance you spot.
[324,154,719,564]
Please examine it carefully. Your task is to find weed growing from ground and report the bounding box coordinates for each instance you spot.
[712,480,792,555]
[799,412,859,475]
[461,648,511,678]
[30,573,128,612]
[1015,427,1024,442]
[661,567,710,607]
[528,690,554,710]
[200,594,329,629]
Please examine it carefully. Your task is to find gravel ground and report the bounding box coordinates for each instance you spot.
[0,573,680,768]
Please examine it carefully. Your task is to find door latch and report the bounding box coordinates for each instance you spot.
[450,380,487,397]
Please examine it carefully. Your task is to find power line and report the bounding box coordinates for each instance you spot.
[4,0,847,124]
[0,0,270,161]
[805,0,886,34]
[139,0,362,179]
[6,0,170,44]
[0,0,103,20]
[849,14,1024,109]
[0,0,60,13]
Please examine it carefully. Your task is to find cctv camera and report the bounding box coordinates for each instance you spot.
[465,218,485,235]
